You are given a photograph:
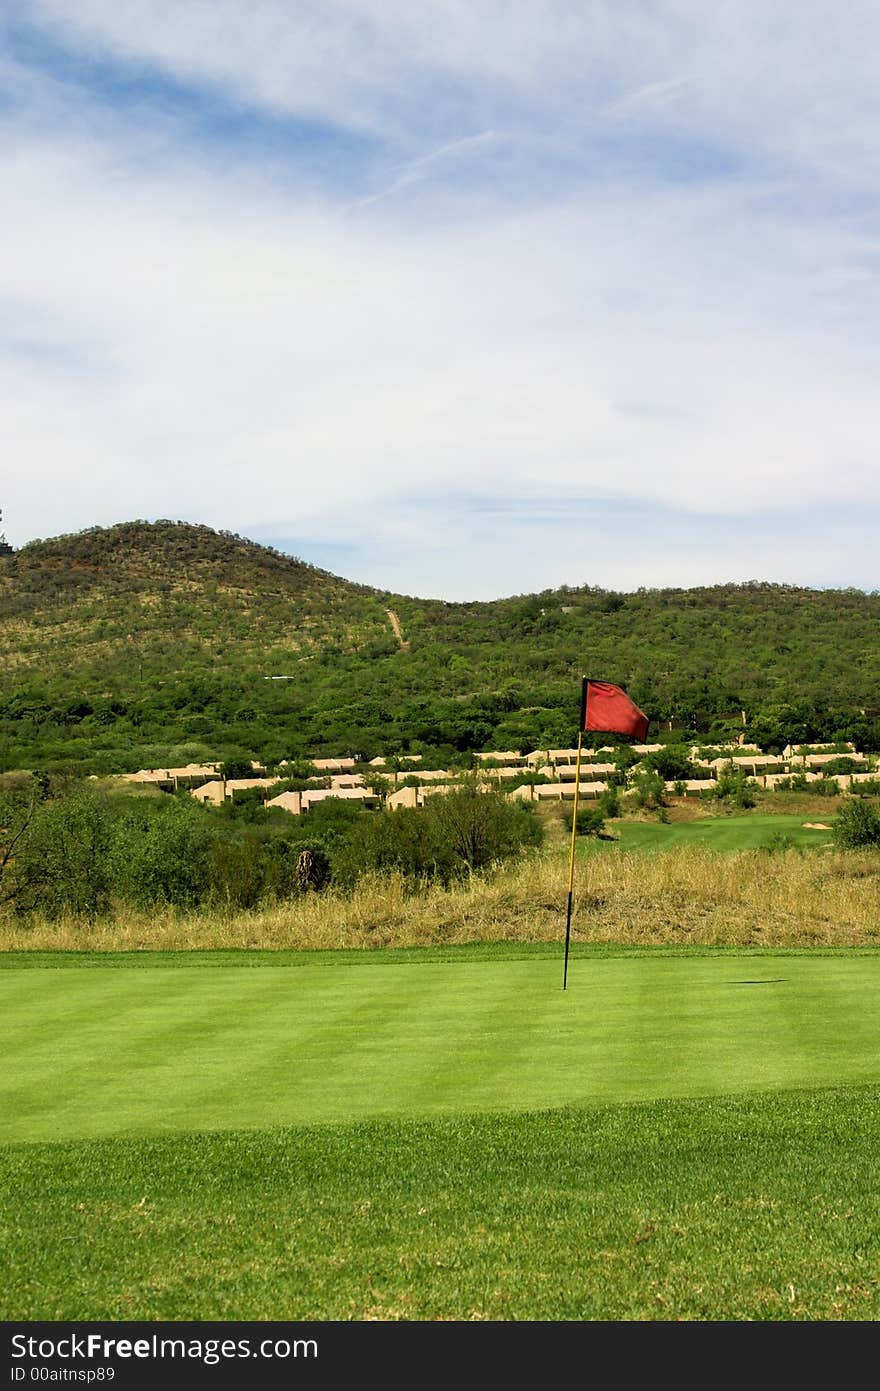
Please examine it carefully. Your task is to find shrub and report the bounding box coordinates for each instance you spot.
[293,844,331,892]
[256,837,329,898]
[294,797,366,849]
[208,833,267,910]
[849,779,880,797]
[763,831,798,854]
[831,799,880,849]
[813,778,840,797]
[218,757,257,780]
[819,757,859,777]
[575,806,605,837]
[642,745,698,782]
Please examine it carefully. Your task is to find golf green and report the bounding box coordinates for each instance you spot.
[4,948,879,1144]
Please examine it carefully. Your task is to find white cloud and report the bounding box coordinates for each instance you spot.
[1,3,879,595]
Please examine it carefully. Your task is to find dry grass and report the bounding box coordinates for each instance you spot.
[2,844,879,953]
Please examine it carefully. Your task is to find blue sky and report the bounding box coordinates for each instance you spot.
[2,2,879,599]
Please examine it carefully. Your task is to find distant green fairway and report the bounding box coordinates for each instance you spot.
[2,946,878,1145]
[593,812,835,854]
[4,947,880,1321]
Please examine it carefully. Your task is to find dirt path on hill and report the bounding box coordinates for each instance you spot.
[386,609,409,650]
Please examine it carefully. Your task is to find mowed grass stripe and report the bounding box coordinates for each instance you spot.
[777,956,880,1077]
[626,957,880,1097]
[3,956,880,1144]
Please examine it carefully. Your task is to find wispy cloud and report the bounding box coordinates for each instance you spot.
[603,75,695,119]
[349,128,497,208]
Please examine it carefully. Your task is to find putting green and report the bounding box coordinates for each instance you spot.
[3,949,879,1144]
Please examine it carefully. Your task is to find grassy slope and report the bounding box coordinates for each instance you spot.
[0,520,391,683]
[3,521,880,771]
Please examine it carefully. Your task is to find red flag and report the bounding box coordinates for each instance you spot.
[581,679,648,741]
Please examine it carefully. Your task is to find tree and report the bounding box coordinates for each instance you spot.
[6,786,116,918]
[423,783,542,873]
[0,773,44,906]
[705,768,758,809]
[295,846,331,892]
[114,797,214,908]
[629,770,666,810]
[643,744,697,782]
[219,756,257,780]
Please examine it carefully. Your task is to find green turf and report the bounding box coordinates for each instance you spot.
[3,1088,879,1320]
[3,948,880,1144]
[5,947,880,1321]
[591,812,835,853]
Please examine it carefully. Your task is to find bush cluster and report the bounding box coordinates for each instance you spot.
[0,777,542,919]
[831,799,880,850]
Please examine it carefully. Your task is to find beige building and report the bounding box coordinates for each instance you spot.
[480,765,531,783]
[266,790,303,814]
[191,777,279,805]
[801,752,869,770]
[538,762,617,781]
[526,745,624,769]
[762,772,822,789]
[328,773,366,789]
[266,787,379,815]
[367,754,422,768]
[510,781,607,802]
[387,782,493,809]
[784,742,856,758]
[710,755,788,775]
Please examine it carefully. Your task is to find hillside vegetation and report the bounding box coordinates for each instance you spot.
[2,520,879,773]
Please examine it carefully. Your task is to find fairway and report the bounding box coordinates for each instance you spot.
[591,813,835,853]
[4,947,880,1145]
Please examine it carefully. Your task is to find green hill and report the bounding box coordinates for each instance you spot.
[1,520,879,772]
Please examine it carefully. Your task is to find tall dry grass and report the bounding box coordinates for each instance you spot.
[1,844,879,952]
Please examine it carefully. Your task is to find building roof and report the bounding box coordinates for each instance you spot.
[474,751,526,764]
[710,755,787,769]
[541,762,617,779]
[120,763,219,782]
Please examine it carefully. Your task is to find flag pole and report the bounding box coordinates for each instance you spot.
[563,678,588,990]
